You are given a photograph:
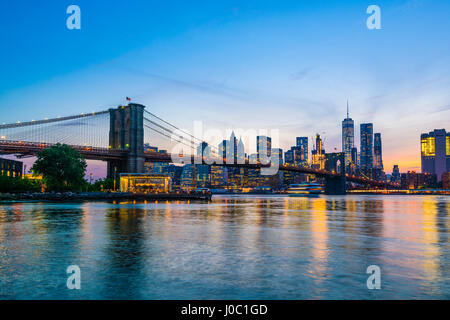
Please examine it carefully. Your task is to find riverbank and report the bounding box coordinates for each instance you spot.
[348,189,450,195]
[0,192,212,202]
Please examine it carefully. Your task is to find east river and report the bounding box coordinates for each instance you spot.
[0,195,449,299]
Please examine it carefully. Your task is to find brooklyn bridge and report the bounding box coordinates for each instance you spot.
[0,103,399,194]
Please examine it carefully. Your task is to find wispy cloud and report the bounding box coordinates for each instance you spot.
[290,67,313,81]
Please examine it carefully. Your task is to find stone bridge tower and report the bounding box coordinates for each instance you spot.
[324,152,347,195]
[107,104,145,181]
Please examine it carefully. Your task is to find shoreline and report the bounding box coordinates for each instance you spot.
[0,192,212,202]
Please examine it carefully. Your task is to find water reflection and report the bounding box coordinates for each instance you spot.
[0,195,449,299]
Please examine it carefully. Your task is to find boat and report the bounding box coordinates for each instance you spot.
[287,183,323,196]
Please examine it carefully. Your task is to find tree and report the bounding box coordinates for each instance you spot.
[31,144,87,191]
[86,178,115,192]
[0,175,40,193]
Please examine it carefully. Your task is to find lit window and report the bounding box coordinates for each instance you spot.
[447,136,450,156]
[421,137,435,157]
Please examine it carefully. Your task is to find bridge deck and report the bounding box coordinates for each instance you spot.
[0,140,399,189]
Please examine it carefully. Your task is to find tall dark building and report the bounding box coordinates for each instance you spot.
[421,129,450,181]
[218,139,228,161]
[374,133,383,170]
[351,147,358,166]
[391,164,400,184]
[284,149,294,165]
[296,137,308,164]
[360,123,374,172]
[342,101,354,166]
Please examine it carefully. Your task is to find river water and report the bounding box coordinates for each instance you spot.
[0,195,449,299]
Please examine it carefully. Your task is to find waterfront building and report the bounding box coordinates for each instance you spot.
[374,133,383,170]
[400,171,437,189]
[360,123,374,174]
[443,172,450,189]
[0,157,23,178]
[284,146,305,166]
[311,134,325,170]
[195,142,211,187]
[421,129,450,181]
[180,164,196,192]
[210,165,226,187]
[342,101,354,166]
[120,173,172,193]
[292,146,304,166]
[296,137,308,164]
[391,165,400,184]
[195,164,211,188]
[284,149,294,165]
[247,153,260,186]
[371,168,385,182]
[143,144,159,153]
[167,165,183,190]
[257,136,271,164]
[271,148,283,166]
[145,162,171,175]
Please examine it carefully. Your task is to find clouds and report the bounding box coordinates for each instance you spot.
[290,67,313,81]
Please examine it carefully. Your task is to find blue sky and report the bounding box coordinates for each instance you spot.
[1,0,449,174]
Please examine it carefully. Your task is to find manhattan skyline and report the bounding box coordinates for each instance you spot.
[1,0,449,174]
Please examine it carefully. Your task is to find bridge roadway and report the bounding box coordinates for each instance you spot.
[143,150,398,188]
[0,140,398,189]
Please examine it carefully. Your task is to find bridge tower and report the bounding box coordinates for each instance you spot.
[107,104,145,182]
[324,152,347,195]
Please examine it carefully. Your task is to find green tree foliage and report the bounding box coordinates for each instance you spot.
[85,178,115,192]
[31,144,87,191]
[0,175,41,193]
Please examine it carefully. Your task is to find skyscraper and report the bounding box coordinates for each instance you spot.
[228,131,238,162]
[360,123,374,172]
[257,136,272,164]
[311,134,325,170]
[195,164,211,188]
[391,165,400,184]
[196,141,210,157]
[342,101,354,166]
[180,164,196,192]
[421,129,450,181]
[351,147,358,166]
[271,148,283,166]
[284,149,294,165]
[374,133,383,170]
[237,137,245,163]
[196,142,211,187]
[218,140,228,161]
[296,137,308,164]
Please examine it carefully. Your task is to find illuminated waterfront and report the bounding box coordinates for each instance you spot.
[0,195,449,299]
